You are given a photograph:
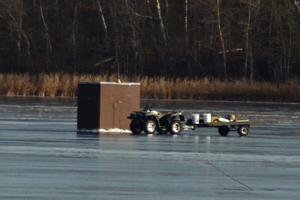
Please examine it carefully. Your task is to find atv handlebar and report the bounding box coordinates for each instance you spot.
[143,104,158,111]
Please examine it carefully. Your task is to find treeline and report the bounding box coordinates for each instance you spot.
[0,0,300,83]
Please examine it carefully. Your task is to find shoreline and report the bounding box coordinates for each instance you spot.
[0,73,299,103]
[1,95,300,105]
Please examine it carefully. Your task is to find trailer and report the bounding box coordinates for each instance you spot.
[128,104,277,136]
[185,118,278,136]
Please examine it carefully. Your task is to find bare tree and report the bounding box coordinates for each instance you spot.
[285,18,292,83]
[95,0,109,50]
[105,0,119,77]
[249,43,254,83]
[72,0,78,72]
[39,0,52,73]
[156,0,167,50]
[146,0,154,29]
[155,0,169,75]
[1,0,34,73]
[16,0,23,73]
[165,0,169,40]
[0,0,300,80]
[124,0,138,75]
[250,0,261,83]
[216,0,226,80]
[278,1,293,83]
[185,0,188,57]
[244,0,253,79]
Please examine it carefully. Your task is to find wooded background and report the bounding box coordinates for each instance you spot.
[0,0,300,83]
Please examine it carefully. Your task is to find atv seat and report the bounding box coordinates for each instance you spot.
[159,112,172,117]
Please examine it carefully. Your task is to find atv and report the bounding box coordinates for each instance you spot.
[127,104,185,135]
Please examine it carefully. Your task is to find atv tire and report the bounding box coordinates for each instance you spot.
[144,119,157,134]
[169,120,183,135]
[130,119,143,134]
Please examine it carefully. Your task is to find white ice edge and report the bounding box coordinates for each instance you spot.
[78,82,140,86]
[77,128,132,134]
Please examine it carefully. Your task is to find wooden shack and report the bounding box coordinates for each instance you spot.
[77,82,140,132]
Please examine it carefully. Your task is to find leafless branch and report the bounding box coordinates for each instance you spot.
[94,57,114,67]
[128,7,152,18]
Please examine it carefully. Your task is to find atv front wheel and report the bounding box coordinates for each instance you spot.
[169,120,183,135]
[130,119,143,134]
[144,120,157,134]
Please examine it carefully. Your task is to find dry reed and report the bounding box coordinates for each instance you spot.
[0,73,299,102]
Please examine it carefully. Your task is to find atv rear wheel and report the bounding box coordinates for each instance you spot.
[130,119,143,134]
[144,119,157,134]
[169,120,182,135]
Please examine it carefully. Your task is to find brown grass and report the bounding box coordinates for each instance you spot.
[0,73,299,102]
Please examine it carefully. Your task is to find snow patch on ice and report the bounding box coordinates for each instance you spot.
[77,128,131,134]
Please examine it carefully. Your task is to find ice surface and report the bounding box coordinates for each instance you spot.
[0,96,300,199]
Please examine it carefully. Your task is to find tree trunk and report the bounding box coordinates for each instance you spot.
[17,0,23,73]
[72,0,78,73]
[146,0,154,29]
[10,20,14,73]
[185,0,190,76]
[165,0,169,40]
[216,0,226,80]
[249,43,254,84]
[95,0,109,50]
[39,0,52,73]
[244,0,252,79]
[286,18,292,83]
[156,0,167,49]
[106,0,120,77]
[124,0,138,75]
[155,0,169,75]
[54,0,59,28]
[185,0,188,55]
[268,3,273,77]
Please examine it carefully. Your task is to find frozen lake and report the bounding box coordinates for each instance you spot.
[0,96,300,199]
